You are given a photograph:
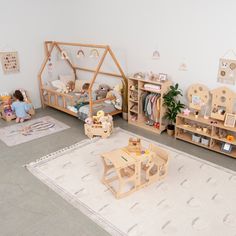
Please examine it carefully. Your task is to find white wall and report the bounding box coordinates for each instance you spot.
[1,0,236,108]
[72,0,236,98]
[0,0,79,108]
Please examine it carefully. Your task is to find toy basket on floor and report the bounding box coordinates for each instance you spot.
[84,110,113,139]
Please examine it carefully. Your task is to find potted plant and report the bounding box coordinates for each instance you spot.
[163,83,185,136]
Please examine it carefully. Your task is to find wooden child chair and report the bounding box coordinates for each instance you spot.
[144,144,169,183]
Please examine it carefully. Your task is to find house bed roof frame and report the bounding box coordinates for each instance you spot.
[38,41,128,115]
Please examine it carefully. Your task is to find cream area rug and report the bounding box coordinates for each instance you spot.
[0,116,70,146]
[26,128,236,236]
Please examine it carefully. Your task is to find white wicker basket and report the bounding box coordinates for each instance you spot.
[192,134,201,143]
[201,137,209,146]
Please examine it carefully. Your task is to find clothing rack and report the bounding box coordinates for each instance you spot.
[128,77,171,134]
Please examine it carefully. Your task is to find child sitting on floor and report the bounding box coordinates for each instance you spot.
[11,90,32,123]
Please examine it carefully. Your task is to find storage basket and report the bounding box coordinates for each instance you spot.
[201,137,209,146]
[192,134,201,143]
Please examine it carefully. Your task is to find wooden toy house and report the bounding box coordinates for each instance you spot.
[187,84,210,111]
[210,87,236,121]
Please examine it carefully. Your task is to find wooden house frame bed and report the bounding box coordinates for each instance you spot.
[38,41,128,118]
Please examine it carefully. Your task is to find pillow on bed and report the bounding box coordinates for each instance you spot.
[74,80,83,92]
[51,80,68,93]
[59,74,75,85]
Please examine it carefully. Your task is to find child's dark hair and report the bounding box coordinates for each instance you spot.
[13,90,24,102]
[82,83,90,90]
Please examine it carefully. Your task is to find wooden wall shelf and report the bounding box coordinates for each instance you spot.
[175,113,236,158]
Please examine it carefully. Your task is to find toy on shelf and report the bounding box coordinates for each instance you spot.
[0,93,11,102]
[130,114,137,122]
[183,108,191,116]
[217,129,227,139]
[84,110,113,139]
[210,87,236,121]
[129,84,138,101]
[126,137,142,154]
[226,135,235,142]
[101,139,169,199]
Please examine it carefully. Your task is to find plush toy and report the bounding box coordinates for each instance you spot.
[99,114,113,130]
[97,110,105,118]
[113,98,122,110]
[148,71,159,81]
[93,110,105,123]
[114,83,123,93]
[98,114,112,123]
[3,105,14,116]
[218,129,227,139]
[106,90,115,101]
[105,84,123,109]
[227,135,235,142]
[95,84,111,99]
[66,81,75,93]
[133,72,145,79]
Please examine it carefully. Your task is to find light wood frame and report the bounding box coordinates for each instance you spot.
[101,144,169,199]
[38,41,128,117]
[224,113,236,128]
[175,113,236,159]
[127,77,172,134]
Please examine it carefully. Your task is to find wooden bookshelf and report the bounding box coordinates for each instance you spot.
[128,77,171,134]
[175,113,236,158]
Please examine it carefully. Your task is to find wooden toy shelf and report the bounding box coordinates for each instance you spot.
[128,77,171,134]
[175,113,236,158]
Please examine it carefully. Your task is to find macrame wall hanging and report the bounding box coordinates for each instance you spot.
[0,51,20,74]
[217,50,236,85]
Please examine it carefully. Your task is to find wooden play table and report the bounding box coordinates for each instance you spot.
[101,144,169,199]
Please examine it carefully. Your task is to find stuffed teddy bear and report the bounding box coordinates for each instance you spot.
[66,81,75,93]
[107,84,123,110]
[95,84,111,100]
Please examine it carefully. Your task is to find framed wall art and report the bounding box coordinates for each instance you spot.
[217,51,236,85]
[159,73,167,82]
[221,142,232,153]
[0,51,20,74]
[224,113,236,128]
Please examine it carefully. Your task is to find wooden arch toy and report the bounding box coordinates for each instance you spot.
[187,84,210,110]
